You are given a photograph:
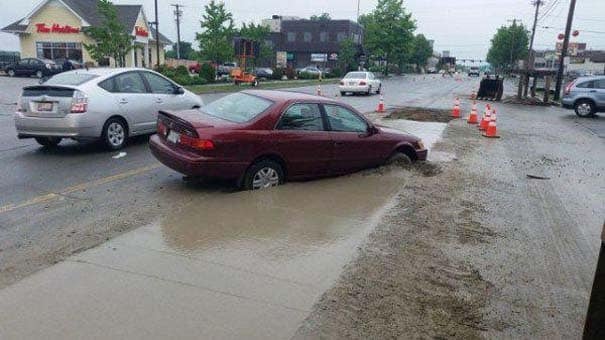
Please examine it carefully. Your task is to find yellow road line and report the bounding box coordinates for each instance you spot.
[0,164,162,215]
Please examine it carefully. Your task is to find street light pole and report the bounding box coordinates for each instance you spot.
[356,0,360,22]
[154,0,160,69]
[554,0,577,101]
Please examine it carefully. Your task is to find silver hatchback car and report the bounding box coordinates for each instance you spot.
[562,75,605,117]
[15,68,203,149]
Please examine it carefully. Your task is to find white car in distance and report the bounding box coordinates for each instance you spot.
[339,71,382,96]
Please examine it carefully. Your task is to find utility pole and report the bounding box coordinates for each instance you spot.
[554,0,577,101]
[523,0,542,98]
[357,0,360,22]
[154,0,160,68]
[171,4,183,59]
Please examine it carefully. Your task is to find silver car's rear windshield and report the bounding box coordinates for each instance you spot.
[44,72,99,86]
[344,72,367,79]
[201,93,273,123]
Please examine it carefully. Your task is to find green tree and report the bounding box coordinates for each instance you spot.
[338,38,357,73]
[83,0,132,67]
[411,34,433,72]
[486,21,529,72]
[359,0,416,75]
[239,22,272,67]
[196,0,235,66]
[310,13,331,21]
[165,41,196,60]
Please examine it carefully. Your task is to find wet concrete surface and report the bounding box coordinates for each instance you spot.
[0,168,406,339]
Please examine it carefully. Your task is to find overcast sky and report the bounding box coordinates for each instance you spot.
[1,0,604,60]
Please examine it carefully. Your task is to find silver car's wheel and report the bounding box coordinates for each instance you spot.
[102,118,128,150]
[7,69,15,77]
[575,100,595,118]
[35,70,43,78]
[243,159,284,190]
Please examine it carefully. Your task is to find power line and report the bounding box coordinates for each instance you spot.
[538,0,561,21]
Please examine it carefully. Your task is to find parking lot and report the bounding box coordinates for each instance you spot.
[0,73,604,338]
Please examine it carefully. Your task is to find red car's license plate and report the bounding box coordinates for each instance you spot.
[167,130,180,144]
[37,102,53,111]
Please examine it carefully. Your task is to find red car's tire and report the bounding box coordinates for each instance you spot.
[386,152,412,166]
[242,159,284,191]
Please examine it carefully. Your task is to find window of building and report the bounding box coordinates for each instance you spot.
[265,39,274,48]
[320,32,328,42]
[36,42,82,62]
[303,32,312,43]
[353,33,361,44]
[336,32,347,42]
[287,32,296,42]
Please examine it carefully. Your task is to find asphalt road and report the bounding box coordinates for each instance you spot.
[1,74,603,287]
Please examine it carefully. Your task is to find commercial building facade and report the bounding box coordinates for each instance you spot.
[1,0,171,68]
[262,16,364,69]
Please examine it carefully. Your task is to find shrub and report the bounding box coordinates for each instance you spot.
[199,63,216,83]
[175,65,189,77]
[298,71,319,80]
[271,67,284,80]
[387,64,401,75]
[172,75,192,86]
[284,67,296,80]
[189,76,207,85]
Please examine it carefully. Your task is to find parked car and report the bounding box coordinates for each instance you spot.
[339,71,382,95]
[468,66,480,77]
[149,90,427,190]
[5,58,61,78]
[297,66,322,77]
[561,76,605,117]
[217,62,238,76]
[15,68,203,149]
[0,51,20,73]
[253,67,274,80]
[54,58,84,71]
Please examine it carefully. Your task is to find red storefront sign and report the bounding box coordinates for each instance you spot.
[135,26,149,37]
[35,23,80,33]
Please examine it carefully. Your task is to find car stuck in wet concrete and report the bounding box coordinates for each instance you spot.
[149,90,427,190]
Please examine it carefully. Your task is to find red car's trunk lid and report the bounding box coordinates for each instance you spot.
[160,109,237,129]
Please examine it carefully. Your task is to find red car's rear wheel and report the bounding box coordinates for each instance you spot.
[243,159,284,190]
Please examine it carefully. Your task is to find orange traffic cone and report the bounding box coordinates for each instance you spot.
[452,97,461,118]
[316,85,322,96]
[467,101,478,124]
[376,94,385,113]
[479,105,491,130]
[483,113,500,138]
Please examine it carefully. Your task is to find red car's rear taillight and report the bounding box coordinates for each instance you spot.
[359,81,367,85]
[157,120,167,136]
[70,90,88,113]
[179,134,215,150]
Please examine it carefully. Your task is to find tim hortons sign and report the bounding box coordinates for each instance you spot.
[135,26,149,37]
[35,23,80,33]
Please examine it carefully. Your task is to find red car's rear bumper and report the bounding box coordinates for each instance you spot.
[149,135,248,179]
[416,148,428,161]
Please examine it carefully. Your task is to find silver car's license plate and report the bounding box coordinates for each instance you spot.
[348,81,356,86]
[167,130,180,144]
[37,102,53,111]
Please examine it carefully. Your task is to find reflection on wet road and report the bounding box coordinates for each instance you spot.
[0,168,408,339]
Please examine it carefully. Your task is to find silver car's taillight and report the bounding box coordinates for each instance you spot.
[70,90,88,113]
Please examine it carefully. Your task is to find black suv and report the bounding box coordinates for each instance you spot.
[5,58,61,78]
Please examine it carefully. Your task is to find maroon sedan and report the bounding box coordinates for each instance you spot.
[149,90,427,190]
